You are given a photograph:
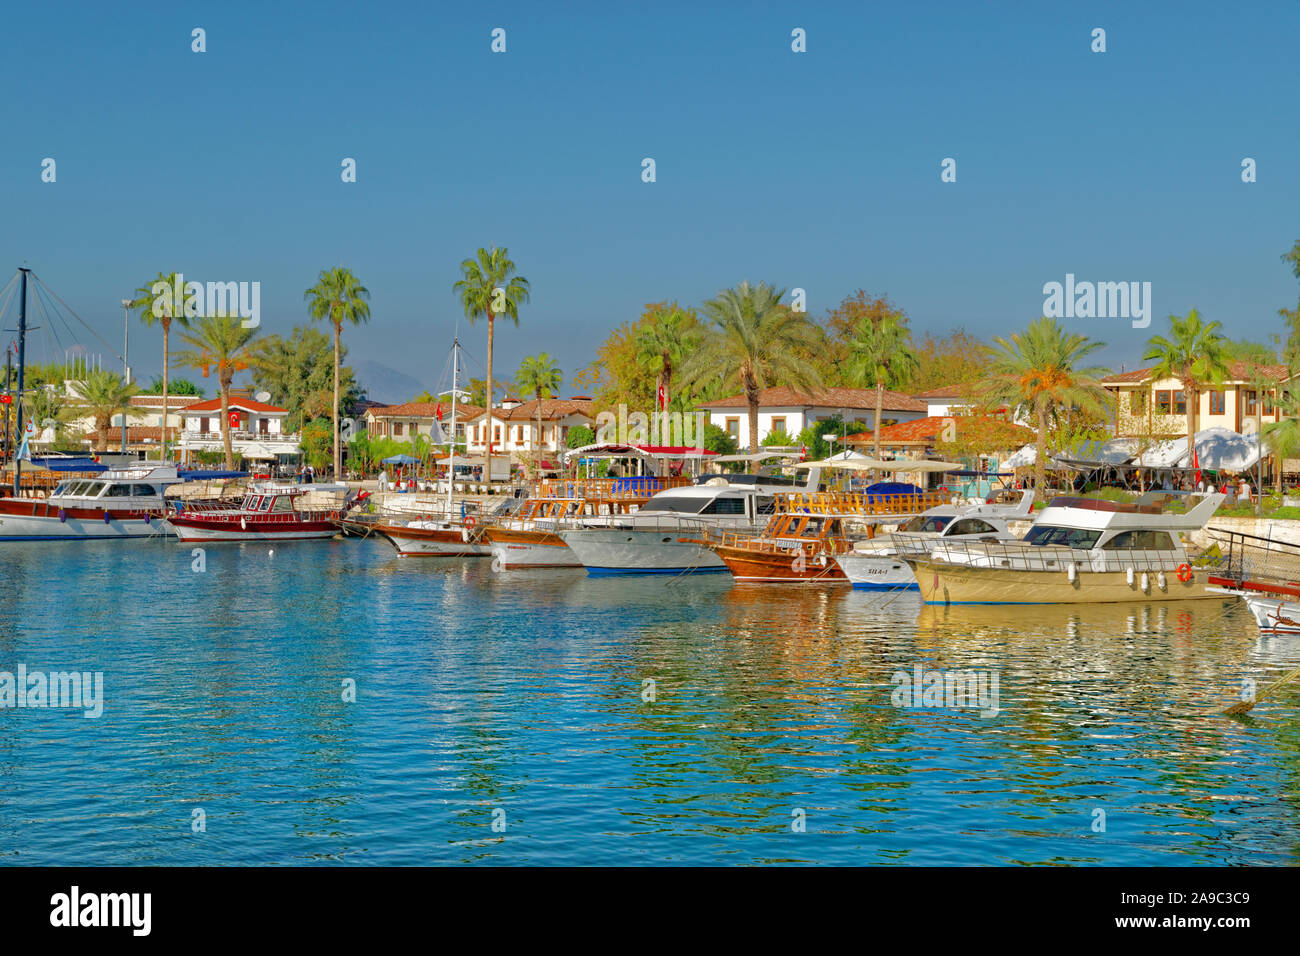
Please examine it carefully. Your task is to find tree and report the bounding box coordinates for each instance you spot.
[909,328,993,393]
[566,424,596,449]
[304,267,371,477]
[821,291,909,383]
[1142,309,1230,463]
[142,376,203,397]
[796,414,845,461]
[250,326,361,432]
[76,368,139,452]
[701,423,737,456]
[1263,386,1300,493]
[1280,241,1300,364]
[515,352,563,473]
[130,271,188,458]
[171,315,259,470]
[845,313,920,464]
[453,246,530,483]
[633,302,702,411]
[680,282,821,454]
[299,418,333,470]
[982,318,1109,492]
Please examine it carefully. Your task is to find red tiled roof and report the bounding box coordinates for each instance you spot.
[85,426,171,442]
[463,398,596,422]
[700,386,926,413]
[185,397,287,414]
[845,415,1034,446]
[368,401,485,420]
[1101,362,1292,385]
[912,383,976,400]
[128,395,204,407]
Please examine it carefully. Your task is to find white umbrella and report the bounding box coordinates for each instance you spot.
[1003,444,1037,469]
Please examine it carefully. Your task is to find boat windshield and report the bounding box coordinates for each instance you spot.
[640,495,713,515]
[1023,525,1102,549]
[900,515,952,533]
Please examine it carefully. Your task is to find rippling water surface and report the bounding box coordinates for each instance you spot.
[2,537,1299,865]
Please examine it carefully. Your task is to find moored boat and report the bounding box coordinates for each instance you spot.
[167,482,347,542]
[372,514,491,557]
[902,492,1227,604]
[0,463,181,540]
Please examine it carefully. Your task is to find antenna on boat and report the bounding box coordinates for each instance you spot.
[11,268,29,495]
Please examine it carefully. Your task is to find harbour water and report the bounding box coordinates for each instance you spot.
[2,537,1298,866]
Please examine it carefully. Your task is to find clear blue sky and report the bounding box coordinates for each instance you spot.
[2,0,1297,396]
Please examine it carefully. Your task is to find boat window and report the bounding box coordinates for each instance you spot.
[273,497,294,512]
[900,515,952,533]
[948,518,997,536]
[756,496,775,515]
[79,482,106,497]
[132,484,158,497]
[107,483,135,497]
[245,496,260,510]
[1100,530,1176,550]
[1023,525,1102,549]
[259,496,275,511]
[701,496,746,515]
[639,496,709,515]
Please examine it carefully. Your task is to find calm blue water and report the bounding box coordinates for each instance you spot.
[2,537,1299,865]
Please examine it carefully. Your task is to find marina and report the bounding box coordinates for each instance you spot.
[2,535,1298,866]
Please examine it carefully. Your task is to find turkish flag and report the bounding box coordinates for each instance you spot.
[229,410,240,428]
[657,383,667,411]
[436,403,443,421]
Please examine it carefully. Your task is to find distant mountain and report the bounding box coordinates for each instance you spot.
[351,359,428,406]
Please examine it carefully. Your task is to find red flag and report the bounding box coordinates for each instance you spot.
[1192,446,1201,487]
[436,403,443,421]
[657,383,667,411]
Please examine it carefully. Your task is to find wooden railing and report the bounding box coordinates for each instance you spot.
[530,476,692,502]
[774,490,948,516]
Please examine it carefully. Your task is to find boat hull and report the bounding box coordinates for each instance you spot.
[1243,594,1300,632]
[0,499,170,540]
[375,523,490,557]
[169,515,339,542]
[711,543,849,584]
[836,552,919,590]
[559,527,726,574]
[908,560,1221,604]
[484,527,580,568]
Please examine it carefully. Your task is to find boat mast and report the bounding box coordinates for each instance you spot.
[447,337,458,516]
[12,268,28,495]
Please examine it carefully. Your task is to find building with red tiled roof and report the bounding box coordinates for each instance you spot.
[1100,361,1295,438]
[178,394,300,463]
[698,386,927,449]
[846,415,1035,452]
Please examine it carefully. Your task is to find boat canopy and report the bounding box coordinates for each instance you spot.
[28,456,104,472]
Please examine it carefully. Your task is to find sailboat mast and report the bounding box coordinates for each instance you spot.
[447,337,458,516]
[12,268,29,495]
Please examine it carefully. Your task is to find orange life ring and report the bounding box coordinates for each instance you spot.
[1175,563,1192,583]
[464,515,477,528]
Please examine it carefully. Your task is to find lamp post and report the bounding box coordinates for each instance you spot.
[121,298,132,456]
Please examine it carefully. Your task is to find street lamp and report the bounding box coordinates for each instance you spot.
[121,298,132,456]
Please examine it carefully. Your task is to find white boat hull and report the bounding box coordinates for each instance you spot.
[559,527,725,574]
[490,541,581,568]
[836,552,918,589]
[0,511,170,540]
[1244,594,1300,633]
[170,526,337,542]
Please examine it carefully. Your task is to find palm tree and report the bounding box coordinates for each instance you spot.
[982,317,1109,493]
[453,247,530,483]
[172,315,259,470]
[77,368,139,452]
[634,304,699,412]
[130,271,188,459]
[1142,309,1230,466]
[515,352,563,475]
[845,314,919,463]
[680,282,821,455]
[1263,390,1300,496]
[304,267,371,478]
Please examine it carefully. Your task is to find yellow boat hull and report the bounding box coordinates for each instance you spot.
[908,560,1221,605]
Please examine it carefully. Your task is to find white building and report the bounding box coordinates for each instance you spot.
[699,386,928,449]
[177,396,300,463]
[462,397,596,458]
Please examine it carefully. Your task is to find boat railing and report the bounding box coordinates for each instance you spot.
[774,490,948,516]
[530,476,692,502]
[897,537,1225,574]
[705,527,854,554]
[1207,529,1300,588]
